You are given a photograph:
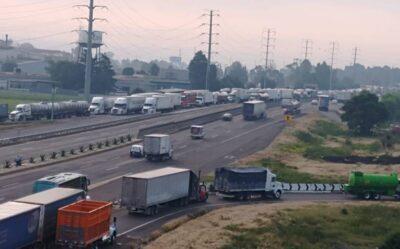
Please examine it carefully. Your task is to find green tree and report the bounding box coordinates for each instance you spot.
[188,51,207,89]
[92,55,116,94]
[314,62,331,90]
[46,60,85,90]
[380,233,400,249]
[381,92,400,121]
[208,64,220,91]
[1,61,18,72]
[225,61,248,87]
[149,63,160,76]
[122,67,135,76]
[341,91,389,135]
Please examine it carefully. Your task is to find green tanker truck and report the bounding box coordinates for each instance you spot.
[344,171,400,200]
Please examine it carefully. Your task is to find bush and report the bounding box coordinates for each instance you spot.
[70,149,75,155]
[97,142,103,149]
[29,157,35,163]
[127,134,132,141]
[113,138,118,145]
[40,154,46,161]
[294,131,322,144]
[4,160,10,168]
[303,145,351,160]
[51,152,57,159]
[105,140,110,147]
[120,136,125,143]
[310,120,346,138]
[79,146,85,153]
[88,144,94,150]
[61,150,66,157]
[381,232,400,249]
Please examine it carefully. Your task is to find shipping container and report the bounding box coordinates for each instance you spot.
[16,188,85,243]
[0,201,42,249]
[56,200,112,247]
[121,167,192,215]
[0,103,8,121]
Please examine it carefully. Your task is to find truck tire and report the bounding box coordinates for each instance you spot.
[373,193,381,200]
[151,206,158,215]
[363,192,371,200]
[273,190,282,200]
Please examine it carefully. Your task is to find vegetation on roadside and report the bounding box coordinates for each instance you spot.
[222,204,400,249]
[258,158,346,183]
[0,90,82,111]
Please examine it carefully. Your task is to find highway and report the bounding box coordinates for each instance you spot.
[0,104,240,161]
[0,104,350,247]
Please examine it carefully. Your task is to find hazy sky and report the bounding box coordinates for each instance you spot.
[2,0,400,69]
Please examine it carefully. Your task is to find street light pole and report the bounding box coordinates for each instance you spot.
[51,83,55,122]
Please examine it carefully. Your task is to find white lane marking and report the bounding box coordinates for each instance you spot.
[117,203,235,237]
[106,166,119,171]
[1,182,19,188]
[220,120,282,144]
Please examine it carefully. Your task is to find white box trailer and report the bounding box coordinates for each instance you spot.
[121,167,207,215]
[143,134,173,161]
[242,100,266,120]
[142,95,174,114]
[165,93,182,109]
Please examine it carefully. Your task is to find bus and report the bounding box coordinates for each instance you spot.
[33,172,91,193]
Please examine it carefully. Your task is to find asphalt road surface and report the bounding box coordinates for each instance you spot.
[0,104,240,161]
[0,104,351,248]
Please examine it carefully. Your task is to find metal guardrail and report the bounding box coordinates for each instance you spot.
[282,183,344,192]
[0,113,161,147]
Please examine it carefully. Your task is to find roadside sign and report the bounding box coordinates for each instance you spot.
[284,115,293,123]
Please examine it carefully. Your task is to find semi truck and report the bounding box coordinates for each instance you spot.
[195,90,214,106]
[143,134,173,161]
[0,103,7,121]
[111,95,146,115]
[9,101,90,121]
[15,188,85,245]
[89,96,117,114]
[165,92,182,109]
[242,100,266,120]
[229,88,250,102]
[142,95,174,114]
[281,98,301,115]
[121,167,208,215]
[318,95,330,111]
[0,188,85,248]
[56,200,116,247]
[181,91,197,108]
[214,167,283,200]
[344,171,400,200]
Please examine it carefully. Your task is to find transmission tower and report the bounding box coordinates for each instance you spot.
[262,28,275,88]
[329,41,338,90]
[75,0,107,101]
[202,10,219,90]
[352,46,358,66]
[303,39,313,61]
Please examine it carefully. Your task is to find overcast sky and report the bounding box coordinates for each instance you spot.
[2,0,400,69]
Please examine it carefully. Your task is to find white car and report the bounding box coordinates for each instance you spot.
[130,144,144,158]
[331,99,338,104]
[222,113,233,121]
[311,99,318,105]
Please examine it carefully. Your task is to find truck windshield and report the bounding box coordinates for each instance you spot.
[144,103,153,107]
[91,103,100,106]
[196,97,202,101]
[114,104,126,108]
[191,127,201,134]
[16,107,23,112]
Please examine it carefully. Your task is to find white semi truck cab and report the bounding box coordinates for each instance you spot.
[111,98,128,115]
[142,97,157,114]
[89,97,105,115]
[9,104,31,121]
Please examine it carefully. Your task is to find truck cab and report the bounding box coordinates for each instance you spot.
[195,96,205,106]
[89,97,105,115]
[9,104,31,121]
[190,125,205,139]
[142,97,157,114]
[111,98,128,115]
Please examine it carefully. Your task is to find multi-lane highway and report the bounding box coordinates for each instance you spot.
[0,104,349,248]
[0,104,240,161]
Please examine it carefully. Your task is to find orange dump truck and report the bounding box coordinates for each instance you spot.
[56,200,116,248]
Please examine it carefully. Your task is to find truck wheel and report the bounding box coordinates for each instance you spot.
[363,192,371,200]
[273,190,282,200]
[373,193,381,200]
[152,206,158,215]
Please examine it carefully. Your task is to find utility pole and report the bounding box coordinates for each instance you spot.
[304,39,312,61]
[329,42,336,90]
[203,10,219,90]
[262,28,275,89]
[84,0,94,102]
[352,46,358,66]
